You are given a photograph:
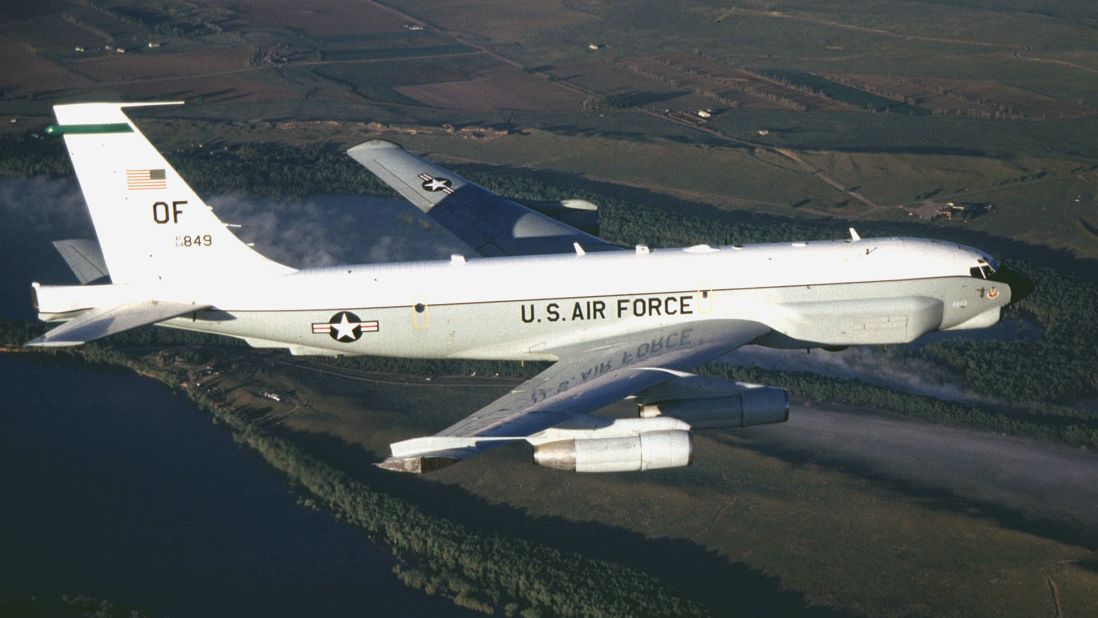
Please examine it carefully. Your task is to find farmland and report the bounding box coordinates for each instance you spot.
[3,2,1098,615]
[3,0,1097,257]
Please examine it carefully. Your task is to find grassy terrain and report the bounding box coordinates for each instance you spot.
[200,349,1098,618]
[3,2,1098,614]
[3,1,1098,256]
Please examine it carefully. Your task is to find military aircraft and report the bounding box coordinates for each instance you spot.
[29,102,1032,473]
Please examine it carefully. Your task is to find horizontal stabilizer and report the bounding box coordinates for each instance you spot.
[27,300,209,347]
[52,239,109,284]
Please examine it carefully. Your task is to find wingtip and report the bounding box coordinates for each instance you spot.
[24,336,80,348]
[347,139,402,156]
[376,455,460,474]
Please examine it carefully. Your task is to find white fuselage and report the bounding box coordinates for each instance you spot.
[35,237,1008,360]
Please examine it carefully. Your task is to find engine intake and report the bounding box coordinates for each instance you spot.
[640,387,789,429]
[533,429,693,472]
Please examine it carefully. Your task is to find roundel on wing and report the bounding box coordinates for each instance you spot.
[421,176,453,192]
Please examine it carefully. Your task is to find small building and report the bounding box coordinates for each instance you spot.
[934,201,992,222]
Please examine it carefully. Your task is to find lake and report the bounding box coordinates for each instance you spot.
[0,178,469,615]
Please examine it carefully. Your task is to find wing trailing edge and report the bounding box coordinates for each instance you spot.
[377,319,770,472]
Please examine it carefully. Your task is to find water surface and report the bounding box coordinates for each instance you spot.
[0,355,467,615]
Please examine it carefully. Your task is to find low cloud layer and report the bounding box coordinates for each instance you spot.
[0,177,471,269]
[723,345,996,404]
[0,177,469,316]
[0,177,95,240]
[207,193,471,268]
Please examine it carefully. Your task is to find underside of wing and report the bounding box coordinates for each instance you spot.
[346,140,621,257]
[378,319,771,473]
[27,300,210,347]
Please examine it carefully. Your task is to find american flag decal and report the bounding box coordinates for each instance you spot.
[126,168,167,190]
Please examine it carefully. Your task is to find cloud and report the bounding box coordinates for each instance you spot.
[206,193,471,267]
[0,178,472,316]
[722,344,996,404]
[0,177,471,269]
[0,177,94,239]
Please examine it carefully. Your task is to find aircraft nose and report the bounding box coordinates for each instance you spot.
[991,265,1034,306]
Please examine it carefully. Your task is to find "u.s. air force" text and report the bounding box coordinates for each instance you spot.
[520,295,694,324]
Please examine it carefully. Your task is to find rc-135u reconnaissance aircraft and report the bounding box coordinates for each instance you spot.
[30,102,1032,473]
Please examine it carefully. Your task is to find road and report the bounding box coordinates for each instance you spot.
[367,0,883,213]
[735,405,1098,548]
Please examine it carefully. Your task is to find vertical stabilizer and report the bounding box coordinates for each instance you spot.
[50,102,292,284]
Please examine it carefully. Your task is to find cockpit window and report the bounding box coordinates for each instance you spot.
[970,260,997,279]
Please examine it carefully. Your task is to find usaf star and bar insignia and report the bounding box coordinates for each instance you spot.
[418,173,455,195]
[312,311,379,342]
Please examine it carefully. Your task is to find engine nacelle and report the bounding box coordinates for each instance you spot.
[639,387,789,429]
[533,429,693,472]
[514,198,600,235]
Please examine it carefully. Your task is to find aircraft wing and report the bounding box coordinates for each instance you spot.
[346,140,621,257]
[378,319,769,472]
[27,300,209,347]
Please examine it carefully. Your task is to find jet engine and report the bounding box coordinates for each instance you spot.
[636,375,789,429]
[533,430,693,472]
[530,417,692,472]
[514,198,600,235]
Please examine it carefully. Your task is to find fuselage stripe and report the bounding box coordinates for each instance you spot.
[212,274,970,314]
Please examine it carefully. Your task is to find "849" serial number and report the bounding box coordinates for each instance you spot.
[175,234,213,247]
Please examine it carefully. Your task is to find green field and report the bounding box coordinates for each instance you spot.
[761,69,930,115]
[3,0,1098,257]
